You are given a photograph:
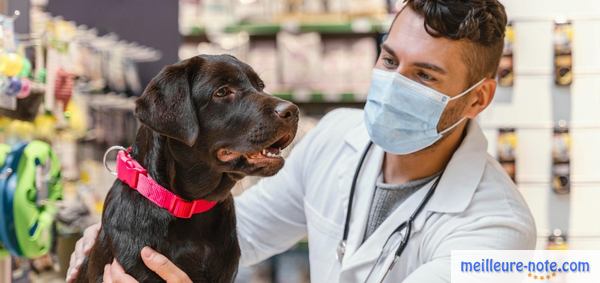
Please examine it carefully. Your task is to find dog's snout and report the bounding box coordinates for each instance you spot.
[274,101,299,120]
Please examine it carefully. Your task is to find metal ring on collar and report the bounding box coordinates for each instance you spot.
[103,146,127,176]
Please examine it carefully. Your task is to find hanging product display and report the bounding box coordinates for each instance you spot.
[497,21,514,87]
[0,13,42,117]
[0,141,62,258]
[87,95,138,147]
[278,32,323,98]
[39,15,159,117]
[54,68,74,111]
[553,20,573,86]
[0,14,23,78]
[552,125,571,194]
[497,128,517,182]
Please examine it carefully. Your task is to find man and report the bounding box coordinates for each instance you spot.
[68,0,536,282]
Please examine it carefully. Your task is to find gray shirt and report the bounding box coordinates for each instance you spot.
[363,172,441,242]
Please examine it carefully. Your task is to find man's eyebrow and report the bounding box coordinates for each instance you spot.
[380,43,396,58]
[381,43,447,75]
[413,62,447,75]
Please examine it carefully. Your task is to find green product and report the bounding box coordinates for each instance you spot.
[19,58,32,78]
[0,244,7,257]
[0,144,9,166]
[35,68,47,83]
[14,141,62,258]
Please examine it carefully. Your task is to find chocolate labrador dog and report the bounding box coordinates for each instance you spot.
[74,55,299,282]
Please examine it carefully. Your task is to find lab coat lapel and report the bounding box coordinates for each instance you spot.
[337,121,378,261]
[341,178,435,271]
[341,145,384,262]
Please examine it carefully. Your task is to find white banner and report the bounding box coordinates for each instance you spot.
[451,250,600,283]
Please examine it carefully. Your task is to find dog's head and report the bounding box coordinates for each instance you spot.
[135,55,299,178]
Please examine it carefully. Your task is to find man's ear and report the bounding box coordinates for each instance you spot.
[135,57,201,147]
[465,78,497,119]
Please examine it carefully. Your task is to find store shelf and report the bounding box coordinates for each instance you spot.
[271,92,365,115]
[182,21,386,42]
[272,92,364,103]
[228,21,385,34]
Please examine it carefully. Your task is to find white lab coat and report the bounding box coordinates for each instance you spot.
[235,109,536,283]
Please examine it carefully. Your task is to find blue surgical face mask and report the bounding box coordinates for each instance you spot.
[364,68,485,155]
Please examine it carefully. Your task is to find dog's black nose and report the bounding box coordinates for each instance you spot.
[275,101,299,120]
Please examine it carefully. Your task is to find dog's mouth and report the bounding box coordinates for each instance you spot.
[217,133,294,164]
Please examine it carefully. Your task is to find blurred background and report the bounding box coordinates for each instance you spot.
[0,0,599,282]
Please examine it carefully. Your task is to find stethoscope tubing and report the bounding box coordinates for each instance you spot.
[339,141,445,283]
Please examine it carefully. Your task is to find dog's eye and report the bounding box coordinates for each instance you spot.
[257,81,265,90]
[215,86,233,97]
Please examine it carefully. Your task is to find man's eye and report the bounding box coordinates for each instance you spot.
[417,71,435,82]
[383,58,397,67]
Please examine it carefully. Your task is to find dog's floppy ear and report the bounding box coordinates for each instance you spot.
[135,57,200,147]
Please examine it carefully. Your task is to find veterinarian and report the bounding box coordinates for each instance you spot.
[67,0,536,282]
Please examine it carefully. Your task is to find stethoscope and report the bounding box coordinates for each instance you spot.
[336,141,444,283]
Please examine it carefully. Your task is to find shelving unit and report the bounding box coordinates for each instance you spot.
[183,21,387,42]
[182,21,385,106]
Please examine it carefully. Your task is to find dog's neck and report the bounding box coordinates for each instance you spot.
[129,126,237,202]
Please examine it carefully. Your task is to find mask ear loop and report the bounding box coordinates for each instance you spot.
[439,78,486,135]
[439,117,468,135]
[449,78,486,101]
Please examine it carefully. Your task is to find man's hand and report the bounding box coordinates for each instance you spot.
[66,223,101,282]
[66,225,191,283]
[102,247,192,283]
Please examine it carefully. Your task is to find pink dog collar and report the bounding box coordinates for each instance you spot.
[116,148,217,218]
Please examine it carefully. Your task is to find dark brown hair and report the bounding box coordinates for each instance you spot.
[403,0,508,84]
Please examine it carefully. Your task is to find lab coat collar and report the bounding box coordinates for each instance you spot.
[343,119,371,152]
[342,119,488,215]
[426,120,488,214]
